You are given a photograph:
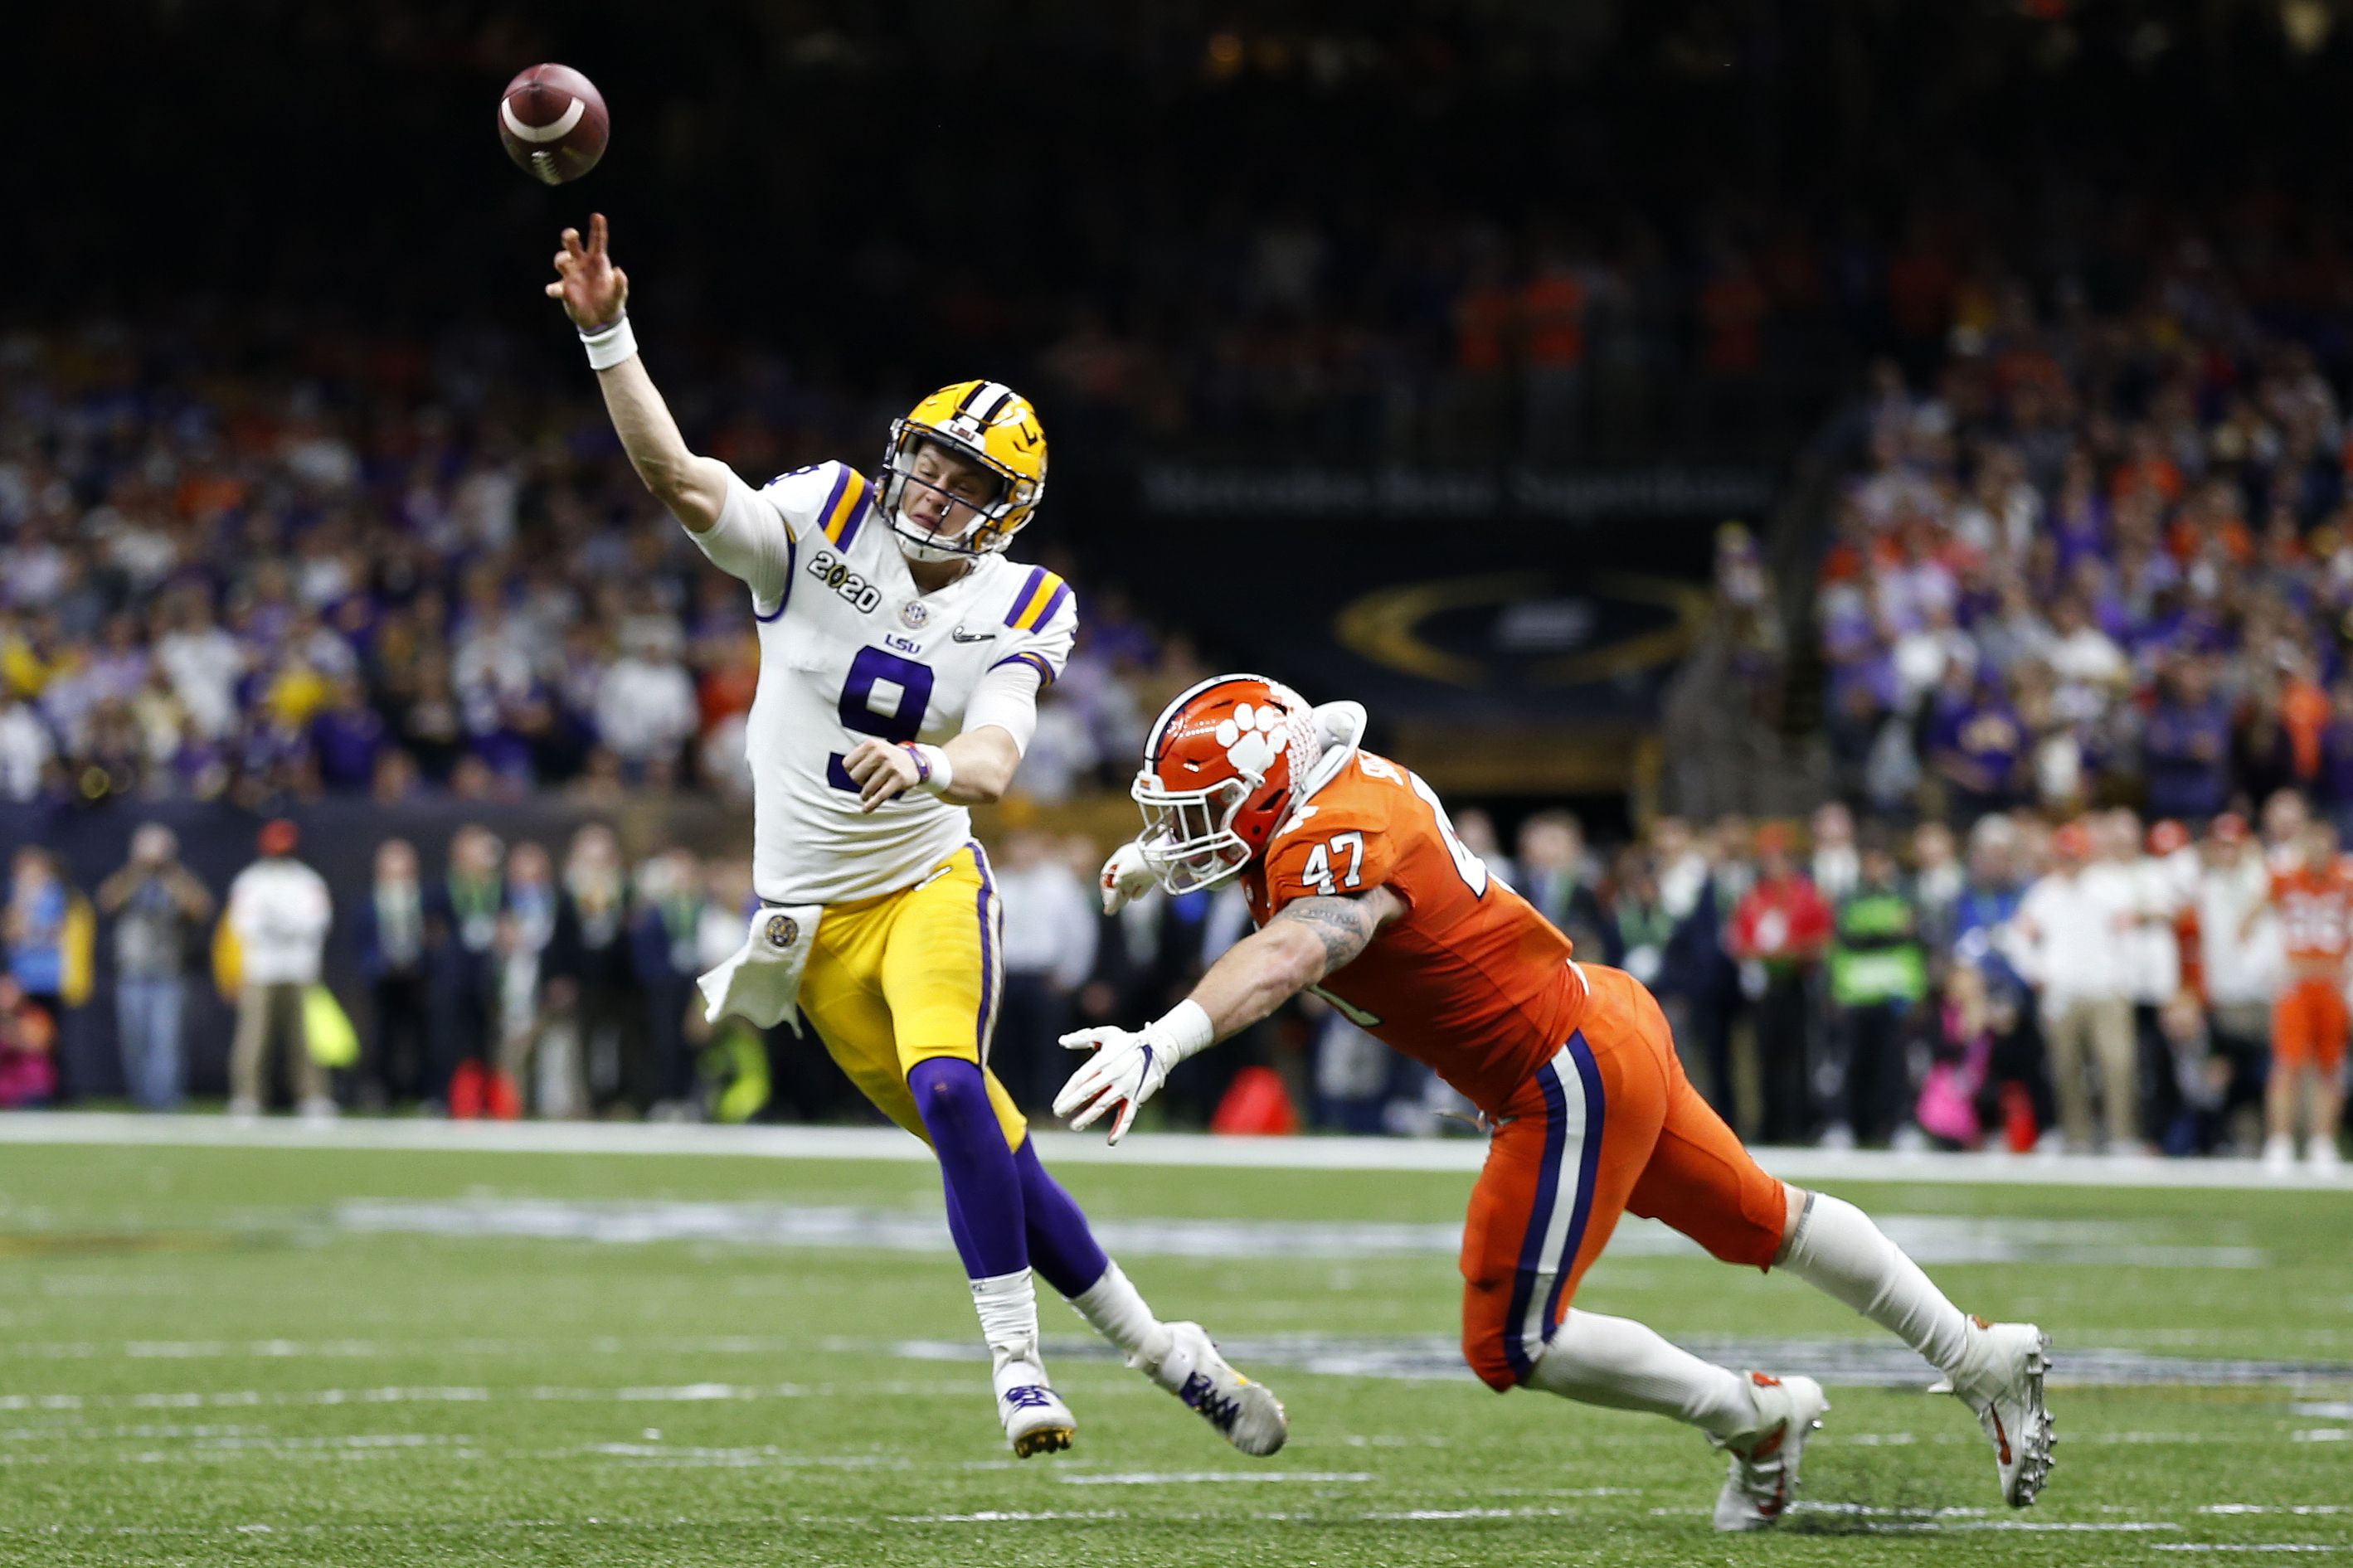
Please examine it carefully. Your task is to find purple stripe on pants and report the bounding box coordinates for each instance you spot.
[968,840,1002,1062]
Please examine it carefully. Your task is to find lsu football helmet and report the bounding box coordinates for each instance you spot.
[880,380,1048,563]
[1132,674,1324,895]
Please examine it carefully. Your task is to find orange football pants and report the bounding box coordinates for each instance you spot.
[1461,964,1789,1391]
[2273,978,2349,1071]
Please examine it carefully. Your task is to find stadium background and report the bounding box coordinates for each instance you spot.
[7,7,2353,1566]
[3,0,2352,1162]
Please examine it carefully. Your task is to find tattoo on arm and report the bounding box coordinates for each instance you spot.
[1272,895,1382,973]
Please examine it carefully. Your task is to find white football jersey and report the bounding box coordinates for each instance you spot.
[707,461,1077,905]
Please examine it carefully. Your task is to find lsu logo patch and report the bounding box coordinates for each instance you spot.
[763,913,800,950]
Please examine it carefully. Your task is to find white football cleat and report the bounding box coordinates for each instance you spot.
[2263,1134,2297,1177]
[1709,1371,1828,1532]
[1133,1321,1288,1456]
[994,1360,1075,1459]
[1953,1318,2055,1507]
[2307,1137,2342,1177]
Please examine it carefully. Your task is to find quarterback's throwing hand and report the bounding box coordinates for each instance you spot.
[842,739,921,813]
[1056,1024,1176,1145]
[545,211,629,329]
[1097,840,1158,915]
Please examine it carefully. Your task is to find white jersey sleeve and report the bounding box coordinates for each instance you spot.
[986,565,1078,689]
[963,567,1077,755]
[695,462,877,616]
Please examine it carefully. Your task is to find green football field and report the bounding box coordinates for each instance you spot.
[1,1127,2348,1566]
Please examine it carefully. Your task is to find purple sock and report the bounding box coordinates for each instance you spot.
[907,1056,1027,1279]
[1014,1138,1111,1299]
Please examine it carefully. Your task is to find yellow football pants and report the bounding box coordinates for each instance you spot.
[795,842,1027,1149]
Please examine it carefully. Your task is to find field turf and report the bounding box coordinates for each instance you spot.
[0,1129,2347,1566]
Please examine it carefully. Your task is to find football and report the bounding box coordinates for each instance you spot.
[497,63,609,185]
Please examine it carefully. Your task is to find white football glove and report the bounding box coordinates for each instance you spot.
[1097,838,1159,915]
[1056,1000,1213,1145]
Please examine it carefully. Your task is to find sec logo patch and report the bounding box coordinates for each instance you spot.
[763,913,800,949]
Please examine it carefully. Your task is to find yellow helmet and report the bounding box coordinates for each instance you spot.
[879,380,1048,562]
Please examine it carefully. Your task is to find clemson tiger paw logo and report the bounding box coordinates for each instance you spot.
[1214,702,1288,775]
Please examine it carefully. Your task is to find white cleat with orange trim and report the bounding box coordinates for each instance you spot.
[1952,1318,2055,1507]
[1710,1371,1829,1532]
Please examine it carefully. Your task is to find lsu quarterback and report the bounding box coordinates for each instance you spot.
[1062,674,2056,1529]
[544,214,1285,1459]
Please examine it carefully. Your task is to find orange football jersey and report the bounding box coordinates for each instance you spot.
[2272,864,2353,964]
[1242,749,1587,1114]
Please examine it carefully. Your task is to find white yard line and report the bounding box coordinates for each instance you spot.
[4,1111,2346,1190]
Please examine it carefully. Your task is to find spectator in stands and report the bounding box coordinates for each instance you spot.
[1658,814,1744,1124]
[1809,803,1860,904]
[1727,823,1831,1143]
[1602,847,1673,992]
[1826,834,1927,1148]
[2123,815,2196,1143]
[224,819,334,1121]
[430,825,508,1118]
[95,824,212,1110]
[6,849,87,1095]
[595,625,698,783]
[630,848,709,1120]
[992,830,1101,1109]
[495,841,562,1116]
[352,838,429,1109]
[2194,813,2274,1143]
[0,688,54,801]
[2007,821,2137,1153]
[1918,961,1996,1151]
[546,824,638,1114]
[2142,657,2234,823]
[1911,821,1966,967]
[309,674,389,792]
[0,975,57,1108]
[1517,809,1607,956]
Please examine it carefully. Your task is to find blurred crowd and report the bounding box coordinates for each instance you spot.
[1410,796,2342,1173]
[0,322,1232,810]
[7,794,2344,1175]
[1816,244,2353,826]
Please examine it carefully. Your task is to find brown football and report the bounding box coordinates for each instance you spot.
[498,64,610,186]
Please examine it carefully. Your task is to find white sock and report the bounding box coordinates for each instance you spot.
[971,1269,1043,1392]
[1777,1192,1969,1376]
[1528,1310,1755,1439]
[1068,1260,1161,1358]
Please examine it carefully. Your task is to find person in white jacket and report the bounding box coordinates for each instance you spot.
[2005,820,2138,1152]
[2196,813,2278,1140]
[225,819,335,1121]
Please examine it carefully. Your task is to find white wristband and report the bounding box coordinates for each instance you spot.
[1150,998,1215,1063]
[903,743,954,796]
[580,313,638,371]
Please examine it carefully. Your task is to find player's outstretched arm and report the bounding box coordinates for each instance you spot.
[1055,886,1403,1143]
[545,213,729,533]
[1194,891,1400,1036]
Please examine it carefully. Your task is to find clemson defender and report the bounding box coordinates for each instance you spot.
[2258,822,2349,1173]
[1060,675,2055,1529]
[545,216,1285,1459]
